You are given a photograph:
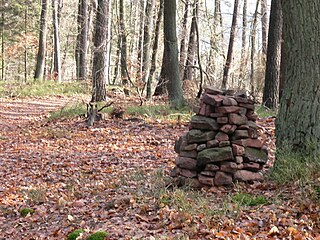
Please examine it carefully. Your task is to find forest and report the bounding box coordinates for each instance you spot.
[0,0,319,239]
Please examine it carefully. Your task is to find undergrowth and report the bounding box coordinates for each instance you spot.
[0,80,89,97]
[255,105,277,118]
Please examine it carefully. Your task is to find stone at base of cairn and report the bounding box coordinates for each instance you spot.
[171,87,268,187]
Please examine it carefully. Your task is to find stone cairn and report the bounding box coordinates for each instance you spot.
[171,87,268,187]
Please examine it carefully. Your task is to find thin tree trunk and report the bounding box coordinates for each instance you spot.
[34,0,48,81]
[147,0,163,99]
[221,0,239,89]
[136,0,145,82]
[75,0,89,81]
[91,0,108,102]
[183,0,198,82]
[250,0,260,96]
[262,0,282,109]
[119,0,128,87]
[261,0,268,55]
[142,0,155,86]
[52,0,62,82]
[179,0,189,77]
[239,0,247,84]
[1,2,4,81]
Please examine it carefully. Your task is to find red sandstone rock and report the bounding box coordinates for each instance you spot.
[232,138,263,148]
[209,112,226,118]
[205,164,220,171]
[207,139,219,148]
[222,97,238,106]
[180,150,197,158]
[232,144,245,156]
[214,171,233,186]
[220,124,237,134]
[229,113,248,125]
[200,171,216,177]
[247,110,258,121]
[243,162,261,172]
[216,106,242,113]
[180,168,197,178]
[198,174,215,186]
[234,170,264,182]
[220,161,238,173]
[239,103,255,110]
[232,130,249,140]
[219,141,230,147]
[175,157,197,170]
[217,117,229,124]
[235,156,244,163]
[202,93,224,106]
[215,132,229,141]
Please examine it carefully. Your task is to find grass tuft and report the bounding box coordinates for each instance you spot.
[67,229,85,240]
[20,207,35,217]
[255,105,277,118]
[231,192,268,206]
[48,102,87,121]
[86,231,108,240]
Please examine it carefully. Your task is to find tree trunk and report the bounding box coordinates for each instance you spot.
[34,0,48,81]
[276,1,320,152]
[91,0,108,102]
[183,0,198,82]
[1,4,4,81]
[179,0,189,77]
[239,0,247,84]
[250,0,259,96]
[163,0,184,107]
[221,0,239,89]
[75,0,89,81]
[136,0,145,82]
[52,0,62,83]
[142,0,155,85]
[119,0,128,86]
[262,0,282,109]
[146,0,163,99]
[261,0,268,56]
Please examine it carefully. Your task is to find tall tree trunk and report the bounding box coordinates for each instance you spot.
[262,0,282,109]
[75,0,89,81]
[261,0,268,56]
[163,0,184,106]
[146,0,163,99]
[136,0,145,82]
[142,0,155,85]
[179,0,189,77]
[119,0,128,86]
[239,0,247,84]
[250,0,260,96]
[276,0,320,153]
[183,0,198,82]
[52,0,62,82]
[221,0,239,89]
[91,0,108,102]
[34,0,48,81]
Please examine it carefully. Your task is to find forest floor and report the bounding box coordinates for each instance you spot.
[0,96,319,239]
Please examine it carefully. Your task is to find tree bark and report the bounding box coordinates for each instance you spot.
[239,0,247,83]
[183,0,198,82]
[276,1,320,152]
[52,0,62,82]
[142,0,155,85]
[136,0,145,82]
[119,0,128,86]
[179,0,189,77]
[221,0,239,89]
[163,0,184,106]
[262,0,282,109]
[75,0,89,81]
[146,0,163,99]
[91,0,108,102]
[34,0,48,81]
[261,0,268,56]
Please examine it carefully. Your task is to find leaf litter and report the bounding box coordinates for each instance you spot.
[0,96,319,239]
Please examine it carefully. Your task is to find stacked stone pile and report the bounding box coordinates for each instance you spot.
[171,87,268,186]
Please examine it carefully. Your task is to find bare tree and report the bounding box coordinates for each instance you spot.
[221,0,239,89]
[119,0,128,87]
[34,0,49,80]
[261,0,268,55]
[52,0,62,82]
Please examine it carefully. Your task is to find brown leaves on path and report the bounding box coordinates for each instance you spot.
[0,97,319,239]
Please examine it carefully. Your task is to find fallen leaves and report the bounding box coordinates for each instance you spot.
[0,97,319,239]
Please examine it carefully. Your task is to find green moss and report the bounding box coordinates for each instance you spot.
[231,192,268,206]
[86,231,108,240]
[20,207,35,217]
[67,229,85,240]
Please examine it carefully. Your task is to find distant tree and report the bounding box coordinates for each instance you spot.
[146,0,163,99]
[163,0,184,106]
[75,0,89,81]
[276,1,320,153]
[91,0,108,102]
[179,0,189,77]
[262,0,282,109]
[52,0,62,82]
[119,0,128,87]
[221,0,239,89]
[34,0,48,81]
[261,0,268,56]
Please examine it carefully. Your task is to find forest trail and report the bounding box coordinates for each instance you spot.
[0,97,73,131]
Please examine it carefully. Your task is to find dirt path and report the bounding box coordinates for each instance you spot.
[0,97,73,131]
